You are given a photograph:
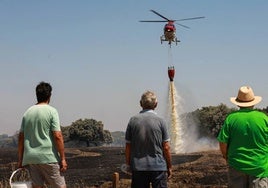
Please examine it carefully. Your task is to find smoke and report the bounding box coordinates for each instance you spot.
[167,82,218,154]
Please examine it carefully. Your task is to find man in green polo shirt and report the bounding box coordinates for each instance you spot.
[218,86,268,188]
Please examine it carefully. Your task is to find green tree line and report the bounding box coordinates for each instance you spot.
[184,103,268,139]
[1,104,268,148]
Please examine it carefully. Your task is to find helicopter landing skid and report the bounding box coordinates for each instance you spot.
[174,37,180,45]
[160,36,164,44]
[160,35,180,46]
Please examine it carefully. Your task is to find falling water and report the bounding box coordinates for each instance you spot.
[167,76,218,153]
[166,47,218,153]
[166,46,184,153]
[168,81,185,153]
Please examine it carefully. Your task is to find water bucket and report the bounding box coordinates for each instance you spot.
[120,164,132,175]
[9,168,32,188]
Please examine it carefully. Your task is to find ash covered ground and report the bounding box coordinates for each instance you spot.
[0,147,228,188]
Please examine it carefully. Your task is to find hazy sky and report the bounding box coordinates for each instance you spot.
[1,1,268,135]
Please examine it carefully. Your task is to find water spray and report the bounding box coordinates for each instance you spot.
[168,74,184,153]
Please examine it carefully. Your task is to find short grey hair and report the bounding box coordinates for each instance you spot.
[140,91,158,109]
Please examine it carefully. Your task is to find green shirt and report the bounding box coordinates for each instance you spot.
[20,104,61,165]
[217,108,268,177]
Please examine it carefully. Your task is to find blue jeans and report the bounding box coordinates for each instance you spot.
[131,171,168,188]
[228,166,268,188]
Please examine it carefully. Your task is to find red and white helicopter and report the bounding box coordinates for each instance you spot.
[140,10,205,47]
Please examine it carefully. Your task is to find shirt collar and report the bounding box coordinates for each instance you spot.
[140,109,157,114]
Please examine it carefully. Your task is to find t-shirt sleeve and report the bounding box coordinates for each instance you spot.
[51,109,61,131]
[217,120,229,143]
[20,117,25,133]
[162,120,170,142]
[125,120,132,143]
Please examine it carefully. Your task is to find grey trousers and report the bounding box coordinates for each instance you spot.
[228,166,268,188]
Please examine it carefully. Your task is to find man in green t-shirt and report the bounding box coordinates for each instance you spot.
[18,82,67,188]
[217,86,268,188]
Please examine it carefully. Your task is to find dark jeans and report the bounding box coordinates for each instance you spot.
[131,171,167,188]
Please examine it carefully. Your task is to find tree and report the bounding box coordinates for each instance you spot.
[258,107,268,115]
[189,104,236,138]
[64,118,113,146]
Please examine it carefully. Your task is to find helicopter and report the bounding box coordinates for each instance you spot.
[140,10,205,47]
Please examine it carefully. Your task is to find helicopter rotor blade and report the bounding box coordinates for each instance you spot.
[174,16,205,22]
[175,23,190,29]
[150,10,170,21]
[139,20,168,22]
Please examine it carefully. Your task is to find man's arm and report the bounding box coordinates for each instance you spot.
[163,141,172,178]
[219,142,228,161]
[53,131,67,172]
[125,143,131,166]
[18,132,24,168]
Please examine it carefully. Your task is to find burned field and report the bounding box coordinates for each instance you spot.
[0,147,228,188]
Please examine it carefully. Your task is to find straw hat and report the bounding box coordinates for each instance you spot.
[230,86,262,107]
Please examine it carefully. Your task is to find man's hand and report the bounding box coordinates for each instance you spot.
[60,159,67,172]
[167,167,172,179]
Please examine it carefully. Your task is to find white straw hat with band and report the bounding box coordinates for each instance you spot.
[230,86,262,107]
